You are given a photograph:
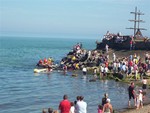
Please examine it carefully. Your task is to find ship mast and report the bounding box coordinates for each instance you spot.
[127,7,146,38]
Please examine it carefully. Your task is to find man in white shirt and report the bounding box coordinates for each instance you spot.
[113,53,116,62]
[82,67,87,75]
[121,63,127,73]
[76,96,87,113]
[105,44,109,53]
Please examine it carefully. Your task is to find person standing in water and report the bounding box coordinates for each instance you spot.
[142,78,147,91]
[102,93,109,106]
[128,82,136,107]
[63,65,67,75]
[82,67,87,76]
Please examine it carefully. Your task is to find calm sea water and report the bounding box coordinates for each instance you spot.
[0,36,130,113]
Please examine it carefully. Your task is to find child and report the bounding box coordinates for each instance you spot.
[98,104,103,113]
[136,90,143,109]
[70,102,75,113]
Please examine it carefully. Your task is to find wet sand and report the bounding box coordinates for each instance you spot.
[121,104,150,113]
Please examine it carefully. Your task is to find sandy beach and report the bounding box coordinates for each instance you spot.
[118,78,150,113]
[121,104,150,113]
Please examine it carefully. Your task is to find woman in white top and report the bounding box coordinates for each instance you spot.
[76,96,87,113]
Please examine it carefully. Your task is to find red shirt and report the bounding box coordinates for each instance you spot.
[129,61,133,67]
[59,99,71,113]
[105,62,109,68]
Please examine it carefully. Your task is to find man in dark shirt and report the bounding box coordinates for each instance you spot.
[102,93,109,106]
[128,82,136,107]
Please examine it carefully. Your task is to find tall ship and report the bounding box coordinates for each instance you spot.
[96,7,150,50]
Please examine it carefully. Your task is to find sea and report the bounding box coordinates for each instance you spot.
[0,36,134,113]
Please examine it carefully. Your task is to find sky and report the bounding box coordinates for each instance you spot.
[0,0,150,38]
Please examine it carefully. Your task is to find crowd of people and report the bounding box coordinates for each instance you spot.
[128,82,147,110]
[36,57,55,71]
[60,43,88,71]
[42,78,148,113]
[42,94,113,113]
[36,42,150,81]
[100,51,149,80]
[103,31,127,44]
[59,41,150,79]
[42,95,87,113]
[40,43,150,113]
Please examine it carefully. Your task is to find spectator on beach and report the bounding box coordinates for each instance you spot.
[76,96,87,113]
[87,50,91,60]
[121,63,127,74]
[128,82,136,107]
[133,63,138,80]
[139,66,144,80]
[105,44,109,53]
[70,102,75,113]
[48,108,53,113]
[142,78,147,91]
[59,95,71,113]
[102,93,109,106]
[113,61,117,73]
[75,96,81,111]
[145,52,149,63]
[113,53,116,62]
[129,54,133,61]
[103,99,113,113]
[130,40,133,50]
[136,90,143,109]
[98,104,103,113]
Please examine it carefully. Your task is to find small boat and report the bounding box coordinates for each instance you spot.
[33,68,53,73]
[34,68,47,73]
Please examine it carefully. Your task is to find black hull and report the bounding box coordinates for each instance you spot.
[96,36,150,50]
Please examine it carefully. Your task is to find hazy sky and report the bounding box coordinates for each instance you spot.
[0,0,150,38]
